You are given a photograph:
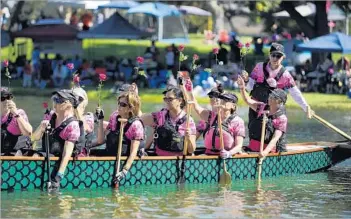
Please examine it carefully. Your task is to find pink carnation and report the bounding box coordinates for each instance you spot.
[136,56,144,64]
[212,48,219,54]
[67,63,74,70]
[185,79,193,92]
[73,74,80,84]
[3,60,9,67]
[266,78,277,88]
[99,73,107,81]
[237,42,243,49]
[193,54,199,61]
[178,44,185,52]
[245,42,250,48]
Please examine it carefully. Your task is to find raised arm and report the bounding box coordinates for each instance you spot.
[237,76,261,111]
[188,91,211,121]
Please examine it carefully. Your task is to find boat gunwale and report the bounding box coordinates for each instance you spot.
[0,142,338,161]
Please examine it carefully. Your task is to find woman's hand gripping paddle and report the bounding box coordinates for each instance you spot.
[218,107,232,185]
[113,118,128,189]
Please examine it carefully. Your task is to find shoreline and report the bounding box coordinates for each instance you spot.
[10,87,351,111]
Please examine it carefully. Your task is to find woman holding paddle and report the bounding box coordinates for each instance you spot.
[95,91,145,183]
[243,43,313,151]
[238,76,288,156]
[31,89,82,189]
[1,87,33,156]
[141,86,197,156]
[189,83,245,158]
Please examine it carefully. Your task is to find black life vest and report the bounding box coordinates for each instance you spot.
[1,113,31,155]
[204,112,237,152]
[105,116,145,156]
[154,111,187,153]
[249,62,286,141]
[249,108,287,152]
[41,115,85,157]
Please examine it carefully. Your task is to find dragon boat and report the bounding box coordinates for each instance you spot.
[1,141,351,191]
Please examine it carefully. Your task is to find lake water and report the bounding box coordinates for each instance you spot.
[1,96,351,218]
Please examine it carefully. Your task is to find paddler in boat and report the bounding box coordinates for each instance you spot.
[188,82,245,158]
[1,87,33,156]
[141,86,197,156]
[195,87,221,140]
[238,75,288,157]
[72,87,95,156]
[95,90,145,182]
[242,43,313,151]
[31,89,82,189]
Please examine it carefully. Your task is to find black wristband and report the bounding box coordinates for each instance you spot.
[14,114,20,118]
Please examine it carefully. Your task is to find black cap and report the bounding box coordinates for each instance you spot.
[52,89,81,108]
[1,87,12,98]
[269,88,287,104]
[207,87,221,98]
[218,92,238,103]
[270,43,285,55]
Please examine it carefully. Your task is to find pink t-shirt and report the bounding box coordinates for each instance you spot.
[1,109,29,136]
[248,113,288,152]
[151,109,196,156]
[44,110,94,134]
[106,111,144,141]
[250,62,296,89]
[204,111,245,155]
[44,112,80,143]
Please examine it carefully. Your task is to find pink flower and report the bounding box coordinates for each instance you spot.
[237,42,243,49]
[73,74,80,84]
[3,60,9,67]
[212,48,219,54]
[67,63,74,70]
[328,68,334,74]
[245,42,250,48]
[193,54,199,61]
[185,79,193,92]
[178,44,185,52]
[136,56,144,64]
[266,78,277,88]
[99,73,107,81]
[42,102,48,109]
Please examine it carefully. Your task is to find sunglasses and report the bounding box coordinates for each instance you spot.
[1,95,13,102]
[271,53,283,59]
[51,96,66,104]
[163,97,177,103]
[118,102,129,108]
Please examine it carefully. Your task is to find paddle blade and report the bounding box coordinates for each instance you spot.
[177,176,185,185]
[219,171,232,185]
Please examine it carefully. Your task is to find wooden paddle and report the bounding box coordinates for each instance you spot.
[257,112,268,182]
[218,108,232,185]
[313,114,351,141]
[113,118,128,189]
[45,124,52,190]
[178,85,193,184]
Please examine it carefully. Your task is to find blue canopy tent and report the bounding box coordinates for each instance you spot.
[296,32,351,54]
[127,2,189,44]
[97,0,140,10]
